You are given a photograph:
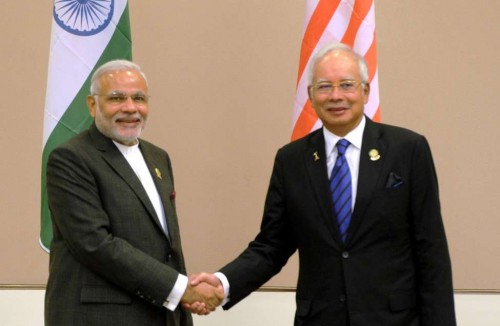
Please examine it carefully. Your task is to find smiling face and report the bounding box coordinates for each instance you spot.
[87,69,149,146]
[308,50,370,137]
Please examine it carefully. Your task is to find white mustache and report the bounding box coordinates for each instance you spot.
[114,115,144,123]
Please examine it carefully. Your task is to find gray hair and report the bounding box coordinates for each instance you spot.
[308,43,369,85]
[90,59,148,95]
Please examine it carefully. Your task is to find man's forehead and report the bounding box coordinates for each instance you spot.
[102,69,141,80]
[100,70,147,88]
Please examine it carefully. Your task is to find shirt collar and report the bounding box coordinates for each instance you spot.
[113,140,140,156]
[323,116,365,155]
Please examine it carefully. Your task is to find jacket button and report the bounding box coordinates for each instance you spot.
[339,294,346,302]
[342,251,349,258]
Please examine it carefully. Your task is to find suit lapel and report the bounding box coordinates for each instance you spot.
[304,130,344,247]
[89,124,168,240]
[346,118,385,244]
[140,142,177,244]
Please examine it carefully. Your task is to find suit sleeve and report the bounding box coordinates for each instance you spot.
[219,148,297,309]
[410,136,456,325]
[47,145,180,307]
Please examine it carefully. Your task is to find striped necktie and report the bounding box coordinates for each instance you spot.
[330,139,352,242]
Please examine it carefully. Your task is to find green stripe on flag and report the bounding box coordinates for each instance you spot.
[40,4,132,251]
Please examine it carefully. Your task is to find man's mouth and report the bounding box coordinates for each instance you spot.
[326,107,348,113]
[116,117,142,125]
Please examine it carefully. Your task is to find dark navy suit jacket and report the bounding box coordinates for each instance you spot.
[220,117,456,326]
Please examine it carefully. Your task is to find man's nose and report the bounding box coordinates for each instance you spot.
[121,96,138,111]
[328,85,344,100]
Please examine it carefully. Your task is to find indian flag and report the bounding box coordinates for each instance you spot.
[292,0,380,141]
[40,0,132,252]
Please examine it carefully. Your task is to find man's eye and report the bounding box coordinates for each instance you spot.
[340,82,355,90]
[317,84,332,91]
[132,95,147,103]
[108,95,125,102]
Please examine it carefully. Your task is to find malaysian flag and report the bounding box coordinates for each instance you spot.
[291,0,380,141]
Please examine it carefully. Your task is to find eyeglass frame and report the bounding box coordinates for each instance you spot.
[309,80,365,95]
[92,91,151,105]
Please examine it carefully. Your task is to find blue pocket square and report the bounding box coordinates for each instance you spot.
[386,172,404,188]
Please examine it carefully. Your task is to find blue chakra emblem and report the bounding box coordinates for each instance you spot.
[53,0,114,36]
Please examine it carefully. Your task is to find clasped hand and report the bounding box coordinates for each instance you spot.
[181,273,223,315]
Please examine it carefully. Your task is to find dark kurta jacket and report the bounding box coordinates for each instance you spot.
[45,123,193,326]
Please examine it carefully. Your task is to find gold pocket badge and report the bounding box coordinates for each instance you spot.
[369,149,380,161]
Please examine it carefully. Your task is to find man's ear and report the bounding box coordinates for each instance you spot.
[307,86,313,102]
[362,82,370,104]
[87,95,97,118]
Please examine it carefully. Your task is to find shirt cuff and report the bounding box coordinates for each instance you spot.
[163,274,188,311]
[214,272,230,305]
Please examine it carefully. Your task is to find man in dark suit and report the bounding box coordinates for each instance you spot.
[190,43,456,325]
[45,60,222,325]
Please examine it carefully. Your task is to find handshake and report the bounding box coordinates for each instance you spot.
[180,273,224,315]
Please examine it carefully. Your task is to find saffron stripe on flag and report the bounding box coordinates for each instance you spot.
[40,0,133,252]
[291,0,380,141]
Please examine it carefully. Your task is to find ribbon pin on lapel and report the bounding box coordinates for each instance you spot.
[368,149,381,161]
[155,168,162,179]
[313,151,320,161]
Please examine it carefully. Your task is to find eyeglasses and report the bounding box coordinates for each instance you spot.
[93,91,150,105]
[311,80,363,94]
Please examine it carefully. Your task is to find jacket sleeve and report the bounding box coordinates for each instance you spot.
[220,148,297,309]
[410,136,456,325]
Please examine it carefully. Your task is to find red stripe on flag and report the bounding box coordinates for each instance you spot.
[296,0,341,87]
[291,100,317,141]
[340,0,373,47]
[362,34,381,122]
[364,34,378,81]
[372,106,381,122]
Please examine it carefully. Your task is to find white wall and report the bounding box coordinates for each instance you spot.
[1,290,499,325]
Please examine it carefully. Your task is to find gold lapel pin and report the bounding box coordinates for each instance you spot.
[369,149,380,161]
[155,168,162,179]
[313,151,320,161]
